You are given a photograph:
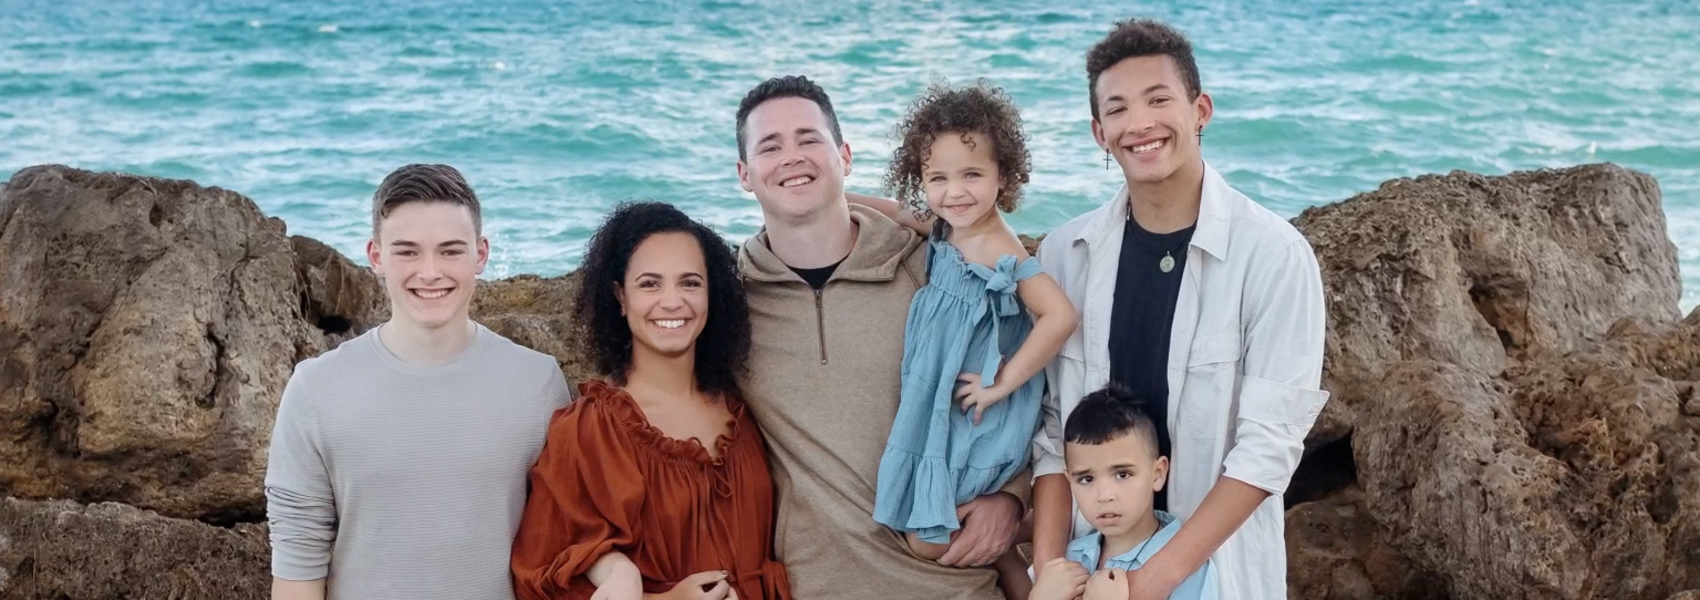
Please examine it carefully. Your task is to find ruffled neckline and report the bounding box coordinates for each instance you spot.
[578,379,745,466]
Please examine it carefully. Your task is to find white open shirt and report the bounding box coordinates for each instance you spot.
[1032,162,1330,600]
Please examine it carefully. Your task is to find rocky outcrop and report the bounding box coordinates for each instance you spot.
[0,166,387,523]
[1296,164,1680,447]
[0,497,268,599]
[473,272,593,383]
[1283,485,1443,600]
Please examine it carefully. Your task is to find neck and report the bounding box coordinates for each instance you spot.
[950,208,1013,244]
[378,317,476,366]
[1125,157,1205,234]
[763,199,856,269]
[1100,512,1163,564]
[624,345,698,401]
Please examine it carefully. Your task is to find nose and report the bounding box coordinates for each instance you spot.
[1123,106,1157,137]
[657,283,686,310]
[1095,484,1117,504]
[416,253,442,280]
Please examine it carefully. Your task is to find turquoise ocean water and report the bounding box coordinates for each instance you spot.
[4,0,1699,304]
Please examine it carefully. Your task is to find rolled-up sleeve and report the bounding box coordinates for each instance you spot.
[1220,239,1330,496]
[265,372,337,581]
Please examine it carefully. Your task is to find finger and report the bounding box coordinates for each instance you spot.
[727,587,740,600]
[703,580,731,600]
[972,402,985,425]
[936,537,970,566]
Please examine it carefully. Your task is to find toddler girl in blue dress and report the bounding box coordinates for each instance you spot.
[851,81,1078,596]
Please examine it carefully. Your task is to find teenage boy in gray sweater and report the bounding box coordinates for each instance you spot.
[265,164,571,600]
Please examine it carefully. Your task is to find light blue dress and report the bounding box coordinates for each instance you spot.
[872,235,1045,544]
[1066,511,1221,600]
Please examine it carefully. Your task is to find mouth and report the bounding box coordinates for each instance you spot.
[1124,137,1168,155]
[651,318,689,330]
[410,288,453,300]
[1093,511,1123,523]
[779,175,816,188]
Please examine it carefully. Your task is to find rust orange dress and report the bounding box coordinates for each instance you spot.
[511,380,791,600]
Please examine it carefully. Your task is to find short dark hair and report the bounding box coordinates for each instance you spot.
[572,201,751,397]
[1064,384,1162,458]
[1085,19,1202,121]
[884,81,1032,217]
[371,164,482,237]
[735,75,844,161]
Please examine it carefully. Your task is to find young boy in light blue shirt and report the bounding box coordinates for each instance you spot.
[1030,386,1220,600]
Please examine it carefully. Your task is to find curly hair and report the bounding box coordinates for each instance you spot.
[883,81,1032,218]
[572,201,751,396]
[1086,19,1201,121]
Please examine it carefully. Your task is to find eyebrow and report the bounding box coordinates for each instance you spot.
[1103,84,1174,106]
[634,270,705,279]
[756,127,823,146]
[388,240,469,248]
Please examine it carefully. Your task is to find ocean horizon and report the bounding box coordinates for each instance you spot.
[4,0,1698,304]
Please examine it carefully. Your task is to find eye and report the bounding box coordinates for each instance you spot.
[1115,469,1133,480]
[800,138,818,145]
[682,278,704,288]
[1105,106,1126,116]
[927,175,946,183]
[394,250,417,257]
[1075,475,1093,485]
[1151,96,1172,106]
[444,249,465,257]
[637,279,660,289]
[760,145,779,154]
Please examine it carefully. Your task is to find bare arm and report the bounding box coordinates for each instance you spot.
[1124,479,1267,597]
[846,192,932,234]
[1030,473,1074,572]
[272,577,325,600]
[985,272,1077,402]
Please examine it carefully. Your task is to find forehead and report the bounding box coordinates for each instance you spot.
[1065,432,1156,469]
[1095,55,1187,100]
[928,131,995,160]
[744,96,831,140]
[377,202,478,240]
[626,231,706,274]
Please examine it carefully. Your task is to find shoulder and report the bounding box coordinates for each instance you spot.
[474,324,560,369]
[545,380,630,439]
[286,330,377,392]
[1224,188,1312,257]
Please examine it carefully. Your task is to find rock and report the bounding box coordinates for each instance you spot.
[1665,592,1700,600]
[290,235,387,344]
[1353,318,1700,599]
[1284,485,1443,600]
[0,496,268,599]
[472,272,593,384]
[0,166,376,522]
[1295,164,1680,447]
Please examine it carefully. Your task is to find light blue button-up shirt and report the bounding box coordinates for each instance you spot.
[1065,511,1220,600]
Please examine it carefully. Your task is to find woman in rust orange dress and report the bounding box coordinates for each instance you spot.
[512,202,788,600]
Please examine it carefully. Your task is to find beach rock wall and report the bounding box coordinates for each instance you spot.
[1,164,1697,599]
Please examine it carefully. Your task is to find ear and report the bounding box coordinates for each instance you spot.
[1152,455,1170,493]
[613,281,627,316]
[838,140,853,177]
[1090,119,1109,153]
[1195,91,1214,133]
[737,159,754,193]
[366,238,384,277]
[474,236,491,276]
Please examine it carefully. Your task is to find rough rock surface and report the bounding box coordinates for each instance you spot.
[0,166,382,522]
[1283,485,1443,600]
[1296,164,1680,447]
[0,496,268,599]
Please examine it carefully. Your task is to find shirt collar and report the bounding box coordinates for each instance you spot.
[1067,510,1181,570]
[1074,161,1233,262]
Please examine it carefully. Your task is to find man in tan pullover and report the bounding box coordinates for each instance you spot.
[732,75,1029,600]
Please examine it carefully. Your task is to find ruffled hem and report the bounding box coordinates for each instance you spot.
[576,379,744,465]
[872,444,1021,543]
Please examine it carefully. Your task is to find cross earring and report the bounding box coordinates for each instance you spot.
[1104,151,1111,170]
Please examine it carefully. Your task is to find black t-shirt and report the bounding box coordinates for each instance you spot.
[1107,215,1195,512]
[790,260,843,290]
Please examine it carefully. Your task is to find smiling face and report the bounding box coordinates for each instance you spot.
[367,201,489,332]
[921,131,1005,231]
[1066,430,1168,541]
[1091,55,1213,187]
[737,96,852,223]
[616,232,710,363]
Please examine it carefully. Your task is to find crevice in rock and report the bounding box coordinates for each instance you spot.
[1286,433,1358,509]
[313,314,352,336]
[1469,278,1532,357]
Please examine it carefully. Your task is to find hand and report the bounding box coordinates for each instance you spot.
[1121,566,1172,600]
[590,561,643,600]
[954,373,1008,425]
[1083,568,1129,600]
[1029,558,1088,600]
[937,492,1022,567]
[649,571,736,600]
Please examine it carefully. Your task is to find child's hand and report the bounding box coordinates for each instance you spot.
[1083,568,1129,600]
[954,373,1008,424]
[1029,558,1088,600]
[590,569,643,600]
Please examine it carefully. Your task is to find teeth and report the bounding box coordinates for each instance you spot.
[1131,139,1165,154]
[781,176,813,188]
[654,319,686,329]
[414,289,449,299]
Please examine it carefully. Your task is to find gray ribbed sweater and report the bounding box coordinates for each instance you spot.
[265,324,571,600]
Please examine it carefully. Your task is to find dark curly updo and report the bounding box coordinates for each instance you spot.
[572,201,750,396]
[883,81,1032,217]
